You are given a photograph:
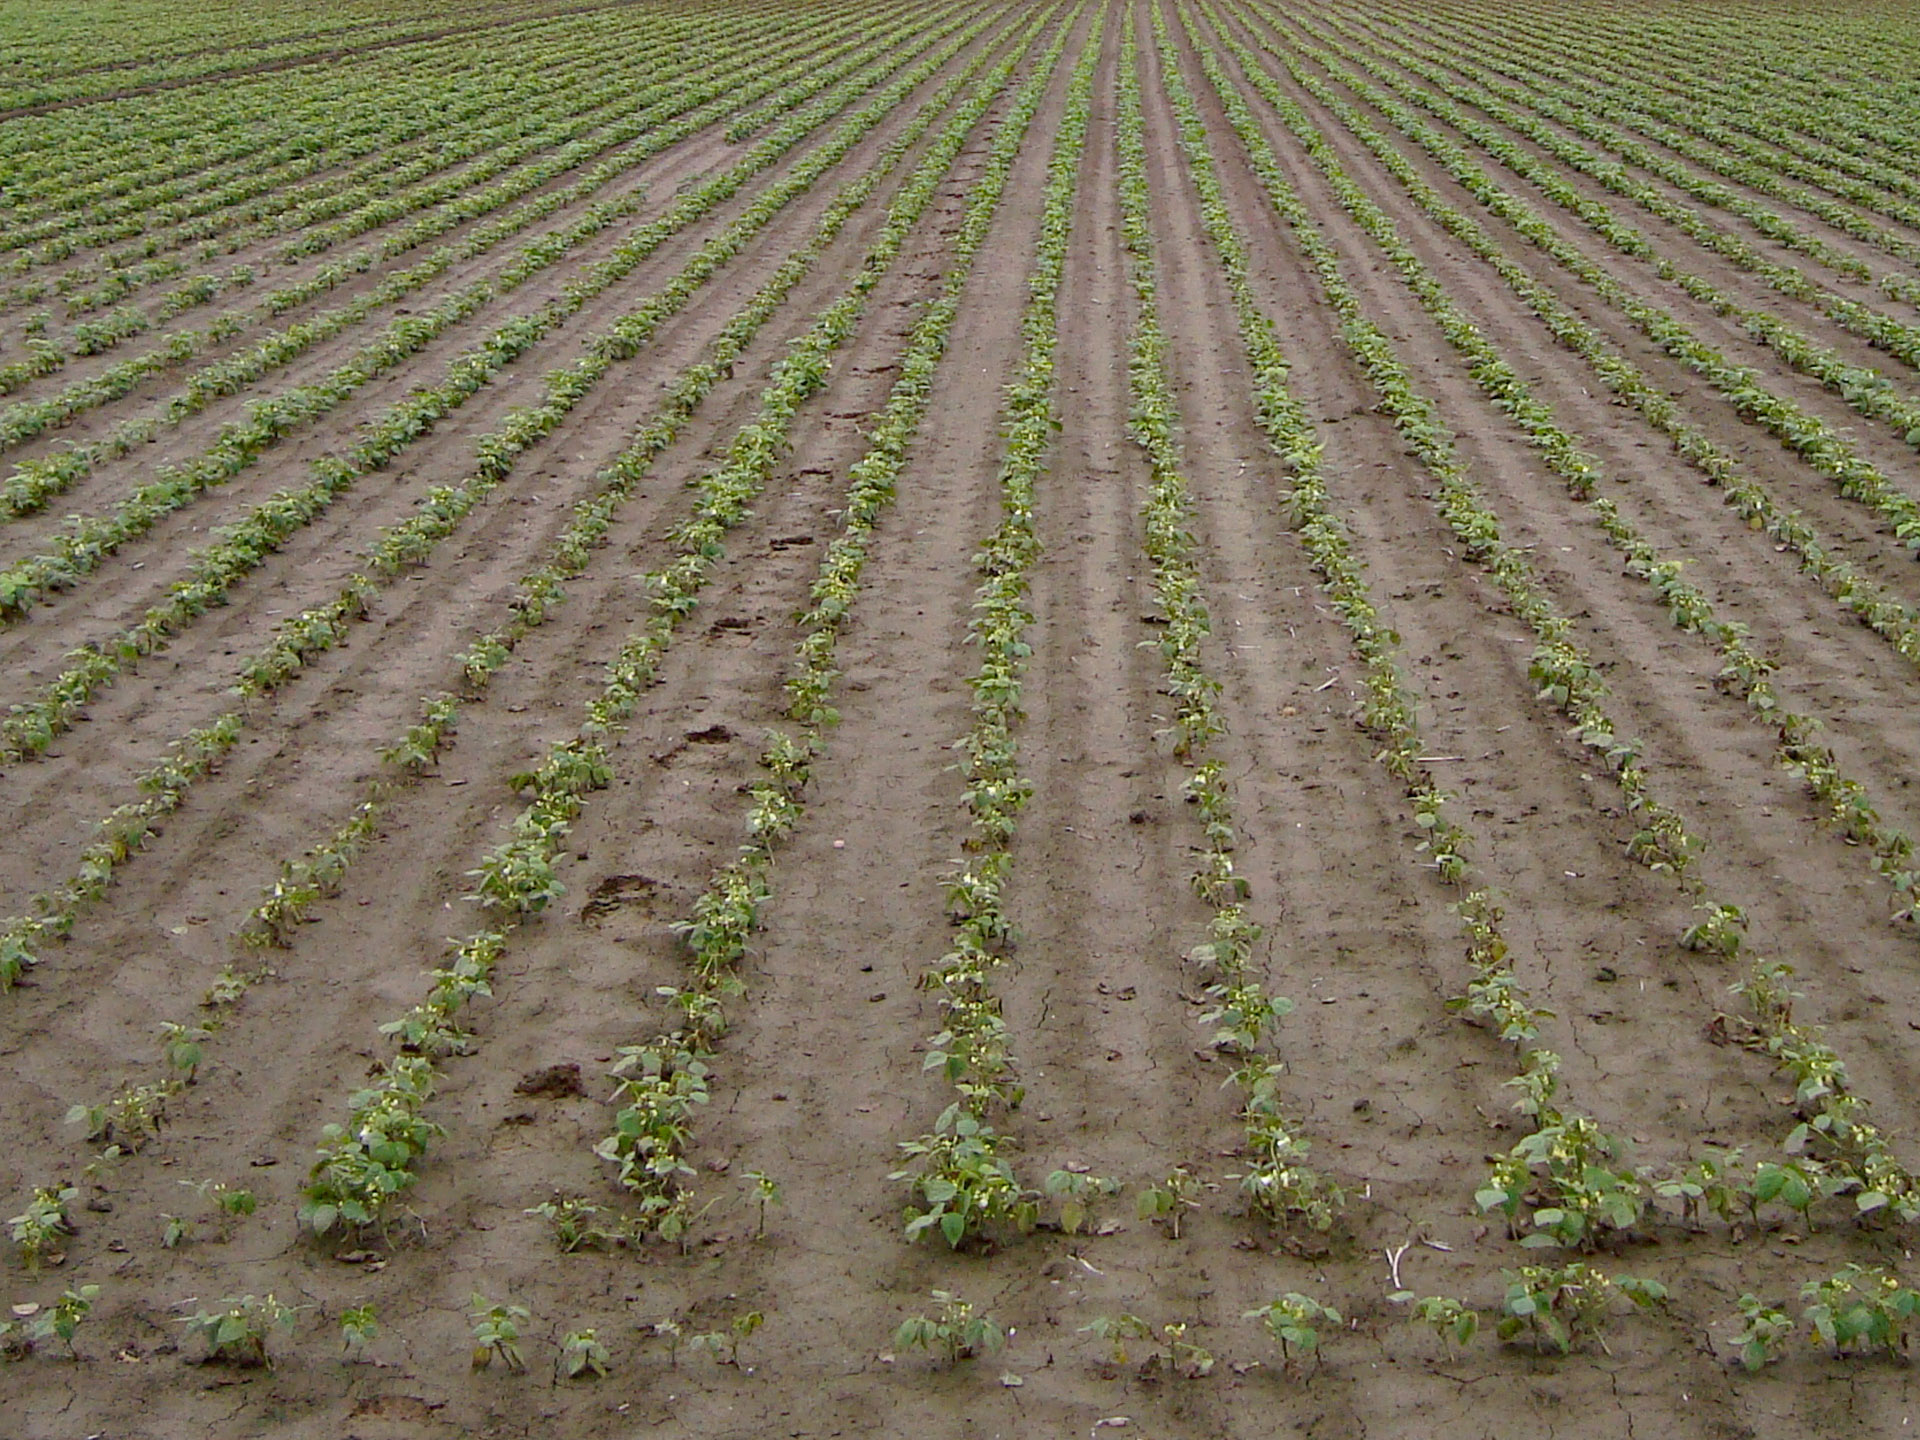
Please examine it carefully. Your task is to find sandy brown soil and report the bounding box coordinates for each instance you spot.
[8,1,1920,1435]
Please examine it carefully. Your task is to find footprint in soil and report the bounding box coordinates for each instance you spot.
[513,1063,585,1099]
[580,873,659,924]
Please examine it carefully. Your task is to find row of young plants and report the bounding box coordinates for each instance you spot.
[0,9,1019,983]
[1241,16,1920,931]
[0,262,254,398]
[0,6,996,757]
[892,9,1103,1253]
[1517,1,1919,151]
[1249,22,1920,684]
[0,716,240,990]
[0,1264,760,1378]
[0,0,572,96]
[585,7,1077,1243]
[1413,0,1920,168]
[0,0,914,499]
[22,3,926,317]
[1448,9,1920,257]
[1168,0,1662,1268]
[1314,13,1920,366]
[55,6,1041,1159]
[1340,4,1920,294]
[0,8,603,221]
[5,10,832,327]
[1552,24,1920,214]
[1370,1,1920,247]
[1136,12,1639,1360]
[1173,11,1920,1358]
[1115,13,1339,1236]
[0,6,527,110]
[238,5,1048,948]
[1315,6,1915,321]
[299,6,1055,1240]
[1,56,603,271]
[0,4,719,261]
[0,30,907,524]
[1287,29,1920,539]
[0,31,668,284]
[250,7,917,272]
[1206,0,1920,1230]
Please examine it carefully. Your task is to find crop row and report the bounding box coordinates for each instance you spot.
[893,9,1103,1252]
[0,8,702,264]
[1346,3,1920,281]
[299,3,1052,1239]
[1247,13,1920,931]
[0,2,985,744]
[1376,1,1920,232]
[0,10,782,329]
[1257,20,1920,679]
[1117,12,1338,1235]
[1416,0,1920,174]
[1210,0,1920,1227]
[0,6,1009,980]
[589,3,1078,1245]
[239,7,1046,939]
[1319,16,1920,367]
[0,3,560,110]
[1179,0,1675,1264]
[0,3,907,515]
[0,14,576,215]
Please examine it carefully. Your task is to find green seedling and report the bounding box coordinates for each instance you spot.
[559,1328,610,1380]
[1497,1263,1666,1355]
[1656,1147,1746,1229]
[1680,903,1746,956]
[166,1179,255,1246]
[181,1293,294,1367]
[1081,1312,1152,1365]
[745,1169,781,1239]
[9,1185,75,1272]
[159,1021,209,1082]
[893,1106,1038,1247]
[1731,1294,1792,1371]
[687,1309,762,1367]
[895,1290,1004,1366]
[1137,1165,1201,1239]
[647,1317,684,1368]
[30,1283,100,1358]
[1802,1264,1920,1357]
[1080,1314,1212,1377]
[1393,1294,1478,1359]
[1246,1293,1341,1374]
[1752,1158,1841,1233]
[66,1083,169,1152]
[1160,1320,1215,1378]
[526,1197,633,1253]
[469,1294,530,1372]
[340,1304,378,1359]
[1044,1167,1119,1235]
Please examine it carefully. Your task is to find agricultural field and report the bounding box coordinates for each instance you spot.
[7,0,1920,1432]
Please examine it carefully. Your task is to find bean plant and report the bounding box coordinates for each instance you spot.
[895,1291,1003,1366]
